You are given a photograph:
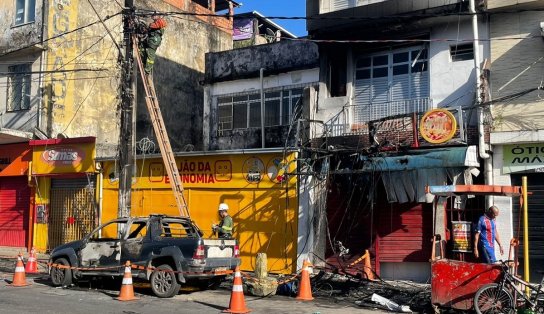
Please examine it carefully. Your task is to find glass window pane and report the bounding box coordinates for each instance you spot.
[357,57,371,68]
[265,91,281,99]
[282,97,290,125]
[291,88,303,96]
[232,103,247,129]
[218,105,232,130]
[393,52,409,63]
[393,64,409,75]
[356,69,370,80]
[217,97,232,104]
[412,61,427,73]
[249,102,261,128]
[265,99,280,126]
[373,67,388,78]
[15,0,25,24]
[373,55,388,66]
[233,95,248,102]
[27,0,36,22]
[412,49,428,61]
[248,93,260,100]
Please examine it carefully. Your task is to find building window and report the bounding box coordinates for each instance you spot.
[14,0,36,25]
[217,88,303,131]
[7,64,31,111]
[354,46,430,122]
[450,43,474,61]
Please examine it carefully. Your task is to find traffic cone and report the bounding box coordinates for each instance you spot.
[296,259,313,301]
[363,250,375,281]
[223,266,250,313]
[25,248,38,274]
[117,261,139,301]
[9,253,30,287]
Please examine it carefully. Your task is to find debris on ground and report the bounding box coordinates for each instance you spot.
[307,271,432,313]
[370,293,412,312]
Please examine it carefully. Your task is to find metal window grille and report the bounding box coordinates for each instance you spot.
[7,64,31,111]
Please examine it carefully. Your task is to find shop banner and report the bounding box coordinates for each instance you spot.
[31,140,96,175]
[503,143,544,174]
[233,18,253,40]
[452,221,472,253]
[0,143,31,176]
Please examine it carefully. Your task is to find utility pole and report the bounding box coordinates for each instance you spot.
[118,0,135,218]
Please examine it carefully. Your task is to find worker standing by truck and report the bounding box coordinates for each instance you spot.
[212,203,234,239]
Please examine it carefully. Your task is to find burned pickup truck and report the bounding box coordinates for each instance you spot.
[49,215,240,297]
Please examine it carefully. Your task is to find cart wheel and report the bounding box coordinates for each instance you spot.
[473,283,515,314]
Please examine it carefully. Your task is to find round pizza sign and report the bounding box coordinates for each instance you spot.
[419,109,457,144]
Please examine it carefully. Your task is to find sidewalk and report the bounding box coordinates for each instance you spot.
[0,247,50,273]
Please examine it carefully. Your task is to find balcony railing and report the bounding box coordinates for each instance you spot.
[325,97,432,137]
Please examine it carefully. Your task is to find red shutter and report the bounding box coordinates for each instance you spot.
[0,177,30,247]
[377,203,433,262]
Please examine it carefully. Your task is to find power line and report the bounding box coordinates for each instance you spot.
[0,12,121,59]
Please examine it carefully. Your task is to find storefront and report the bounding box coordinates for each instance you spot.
[99,150,301,274]
[496,143,544,281]
[29,137,97,252]
[0,143,32,249]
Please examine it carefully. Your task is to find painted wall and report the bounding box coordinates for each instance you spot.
[489,10,544,133]
[430,19,489,108]
[100,151,300,274]
[40,0,122,157]
[136,0,233,153]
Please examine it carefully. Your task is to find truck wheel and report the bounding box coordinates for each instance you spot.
[50,258,73,287]
[150,264,180,298]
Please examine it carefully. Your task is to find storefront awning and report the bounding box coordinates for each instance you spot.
[361,146,480,203]
[0,128,33,145]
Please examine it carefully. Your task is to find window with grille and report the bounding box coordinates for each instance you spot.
[450,43,474,62]
[14,0,36,25]
[217,88,303,131]
[7,64,31,111]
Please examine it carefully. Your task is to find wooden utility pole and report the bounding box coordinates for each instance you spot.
[118,1,135,218]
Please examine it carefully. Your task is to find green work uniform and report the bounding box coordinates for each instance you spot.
[141,28,164,74]
[217,215,233,239]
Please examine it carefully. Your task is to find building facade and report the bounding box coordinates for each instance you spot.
[0,0,234,250]
[304,0,542,281]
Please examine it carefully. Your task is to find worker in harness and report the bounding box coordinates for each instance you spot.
[138,15,167,74]
[212,203,234,239]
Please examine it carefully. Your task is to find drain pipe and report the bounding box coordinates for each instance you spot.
[470,0,493,207]
[260,68,265,148]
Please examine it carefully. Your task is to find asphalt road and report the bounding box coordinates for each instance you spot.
[0,272,383,314]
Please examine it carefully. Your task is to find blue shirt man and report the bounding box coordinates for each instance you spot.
[474,206,504,263]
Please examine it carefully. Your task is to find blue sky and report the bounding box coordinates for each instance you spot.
[235,0,307,37]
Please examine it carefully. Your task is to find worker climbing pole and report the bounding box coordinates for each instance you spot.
[133,14,190,218]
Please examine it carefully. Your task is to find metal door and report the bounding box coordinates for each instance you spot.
[0,177,30,247]
[48,177,97,251]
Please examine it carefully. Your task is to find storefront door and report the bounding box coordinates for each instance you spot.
[0,176,30,247]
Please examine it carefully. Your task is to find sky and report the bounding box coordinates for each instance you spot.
[234,0,307,37]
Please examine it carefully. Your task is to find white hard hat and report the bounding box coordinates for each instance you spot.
[218,203,229,211]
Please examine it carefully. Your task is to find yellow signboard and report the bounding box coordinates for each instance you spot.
[31,139,96,175]
[101,152,298,274]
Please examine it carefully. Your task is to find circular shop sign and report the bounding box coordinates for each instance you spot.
[419,109,457,144]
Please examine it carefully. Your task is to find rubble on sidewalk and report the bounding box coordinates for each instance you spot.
[309,271,432,313]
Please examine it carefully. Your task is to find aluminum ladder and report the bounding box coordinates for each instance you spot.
[132,37,190,217]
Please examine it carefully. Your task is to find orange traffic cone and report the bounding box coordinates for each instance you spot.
[117,261,139,301]
[296,259,313,301]
[363,250,375,281]
[223,266,250,313]
[25,248,38,274]
[9,253,30,287]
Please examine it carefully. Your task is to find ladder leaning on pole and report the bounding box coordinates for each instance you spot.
[132,36,190,217]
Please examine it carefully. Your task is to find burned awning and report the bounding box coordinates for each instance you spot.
[360,146,480,203]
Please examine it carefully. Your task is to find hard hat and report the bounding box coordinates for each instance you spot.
[149,17,167,29]
[218,203,229,211]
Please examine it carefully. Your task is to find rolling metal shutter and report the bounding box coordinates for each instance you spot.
[511,174,544,281]
[377,203,433,262]
[0,177,30,247]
